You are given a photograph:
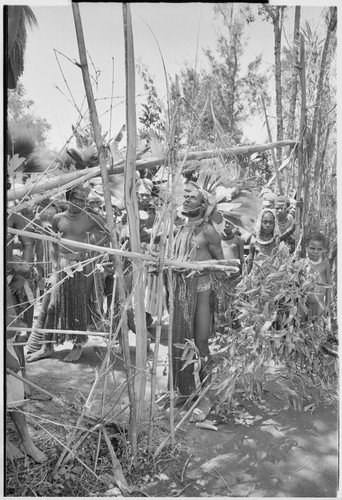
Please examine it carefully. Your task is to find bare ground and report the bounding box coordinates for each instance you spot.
[5,331,339,497]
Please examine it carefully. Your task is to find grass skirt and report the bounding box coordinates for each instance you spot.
[53,270,88,345]
[171,273,198,396]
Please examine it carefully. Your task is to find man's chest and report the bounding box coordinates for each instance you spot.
[57,215,93,237]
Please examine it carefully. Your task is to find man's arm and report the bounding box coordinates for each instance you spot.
[247,239,256,274]
[51,214,61,271]
[279,219,295,242]
[204,225,224,260]
[237,237,245,274]
[90,213,110,246]
[324,260,331,309]
[12,213,34,266]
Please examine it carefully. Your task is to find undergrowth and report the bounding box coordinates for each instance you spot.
[210,245,338,412]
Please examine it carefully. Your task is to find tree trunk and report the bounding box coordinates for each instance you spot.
[261,95,283,195]
[72,2,137,452]
[286,6,301,143]
[310,7,337,213]
[265,6,285,164]
[295,34,307,254]
[311,7,337,143]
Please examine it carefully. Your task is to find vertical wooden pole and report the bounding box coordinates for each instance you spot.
[261,95,283,195]
[71,3,137,453]
[122,3,147,431]
[295,33,306,254]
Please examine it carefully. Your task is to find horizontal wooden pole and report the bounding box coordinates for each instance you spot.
[7,227,239,273]
[8,140,297,201]
[7,326,108,336]
[7,368,57,400]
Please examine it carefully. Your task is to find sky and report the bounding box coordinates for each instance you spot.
[10,2,328,152]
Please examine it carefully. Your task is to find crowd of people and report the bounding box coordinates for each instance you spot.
[6,176,331,462]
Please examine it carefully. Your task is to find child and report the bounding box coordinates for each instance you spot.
[304,232,331,322]
[221,220,245,275]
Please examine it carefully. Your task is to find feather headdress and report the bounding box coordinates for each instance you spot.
[176,156,261,238]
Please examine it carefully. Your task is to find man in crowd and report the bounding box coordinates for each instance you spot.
[275,194,295,252]
[26,184,108,363]
[172,185,226,421]
[6,289,47,463]
[7,207,37,395]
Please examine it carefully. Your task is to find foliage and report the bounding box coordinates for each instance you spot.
[240,152,273,186]
[137,60,166,143]
[177,4,269,146]
[8,82,51,146]
[211,246,337,412]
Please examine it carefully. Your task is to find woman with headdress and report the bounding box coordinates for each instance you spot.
[247,207,293,273]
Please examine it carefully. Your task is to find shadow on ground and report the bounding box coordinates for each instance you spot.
[19,334,338,497]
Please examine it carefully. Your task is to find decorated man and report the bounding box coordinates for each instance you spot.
[171,185,226,421]
[26,184,108,363]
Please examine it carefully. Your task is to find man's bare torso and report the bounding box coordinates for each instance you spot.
[54,211,96,254]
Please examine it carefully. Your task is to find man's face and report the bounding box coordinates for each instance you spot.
[182,190,204,217]
[69,194,86,213]
[137,190,151,209]
[306,239,324,262]
[261,212,275,235]
[275,201,288,216]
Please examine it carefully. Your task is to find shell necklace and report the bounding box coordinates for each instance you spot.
[307,256,322,266]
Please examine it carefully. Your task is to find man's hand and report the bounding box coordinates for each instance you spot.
[7,351,21,372]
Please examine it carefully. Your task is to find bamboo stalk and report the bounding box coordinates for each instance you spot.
[123,3,146,441]
[13,168,98,211]
[25,412,106,484]
[148,238,166,451]
[295,34,306,254]
[52,368,101,475]
[167,264,176,450]
[8,227,239,272]
[7,369,58,401]
[7,326,108,336]
[153,381,214,459]
[261,95,283,195]
[265,143,297,189]
[103,427,131,494]
[54,4,136,475]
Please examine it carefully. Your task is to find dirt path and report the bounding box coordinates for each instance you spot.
[13,333,338,497]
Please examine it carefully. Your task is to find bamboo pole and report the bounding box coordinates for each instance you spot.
[52,368,101,475]
[7,369,58,402]
[7,140,297,202]
[7,166,102,202]
[103,427,131,494]
[12,168,98,211]
[8,227,239,272]
[295,34,306,254]
[261,95,283,195]
[7,326,108,336]
[123,3,146,440]
[147,238,166,451]
[265,143,297,189]
[167,263,176,450]
[153,380,214,459]
[164,76,183,451]
[72,2,137,455]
